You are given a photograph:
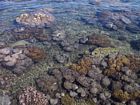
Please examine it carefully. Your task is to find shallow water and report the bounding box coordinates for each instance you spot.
[0,0,140,105]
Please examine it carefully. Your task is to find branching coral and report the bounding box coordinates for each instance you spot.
[104,53,130,76]
[70,57,93,74]
[18,86,48,105]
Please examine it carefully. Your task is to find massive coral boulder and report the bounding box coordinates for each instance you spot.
[16,9,55,27]
[86,35,114,47]
[18,86,48,105]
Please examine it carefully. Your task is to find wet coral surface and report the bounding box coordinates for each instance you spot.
[0,0,140,105]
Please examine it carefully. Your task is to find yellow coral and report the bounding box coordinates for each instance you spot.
[70,57,93,74]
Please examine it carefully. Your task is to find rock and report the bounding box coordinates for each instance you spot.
[50,98,58,105]
[99,93,107,100]
[55,93,61,98]
[63,46,74,52]
[62,69,77,82]
[121,16,131,24]
[123,84,134,93]
[76,76,91,87]
[69,91,78,97]
[52,30,66,41]
[36,75,58,95]
[0,95,11,105]
[130,39,140,51]
[90,87,98,95]
[101,76,111,87]
[72,84,78,90]
[126,25,140,33]
[79,37,89,44]
[63,81,73,90]
[0,48,11,55]
[87,34,113,47]
[54,54,68,64]
[111,81,122,91]
[128,101,137,105]
[77,88,86,97]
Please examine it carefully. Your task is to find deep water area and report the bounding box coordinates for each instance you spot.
[0,0,140,105]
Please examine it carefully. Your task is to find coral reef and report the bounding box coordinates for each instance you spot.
[35,75,59,96]
[70,56,93,74]
[87,34,113,47]
[113,89,140,101]
[61,94,76,105]
[127,55,140,71]
[0,73,16,90]
[104,53,130,76]
[18,86,48,105]
[0,47,33,75]
[25,46,46,62]
[16,9,55,27]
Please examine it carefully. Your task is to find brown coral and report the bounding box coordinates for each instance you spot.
[113,89,140,101]
[18,86,48,105]
[70,57,93,74]
[25,46,46,61]
[127,54,140,72]
[87,34,113,47]
[61,94,76,105]
[113,89,130,101]
[104,53,130,76]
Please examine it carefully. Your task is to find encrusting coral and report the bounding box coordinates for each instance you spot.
[70,56,93,74]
